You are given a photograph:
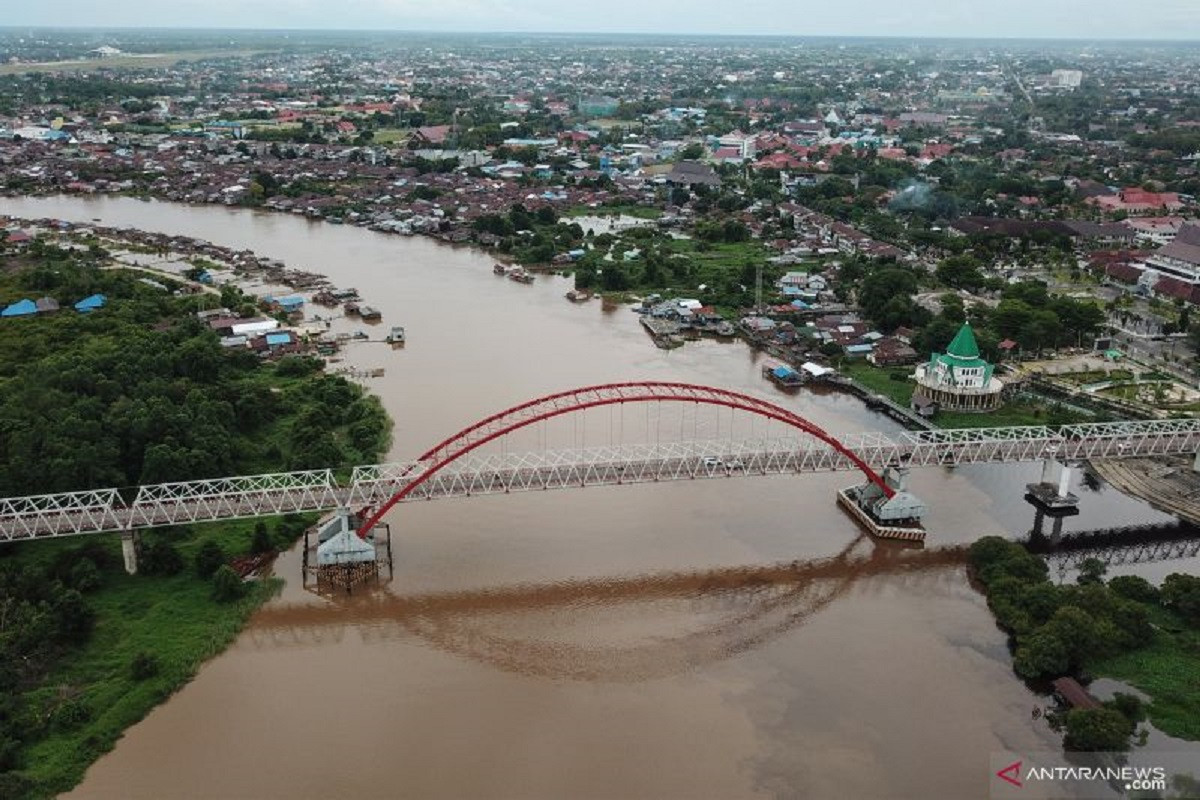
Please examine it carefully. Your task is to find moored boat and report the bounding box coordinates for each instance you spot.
[386,326,406,345]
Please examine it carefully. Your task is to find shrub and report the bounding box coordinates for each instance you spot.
[211,566,246,603]
[1063,707,1133,752]
[51,699,92,732]
[1105,692,1145,727]
[194,540,225,579]
[140,539,184,576]
[250,522,274,555]
[130,651,160,681]
[69,558,103,593]
[1108,575,1159,604]
[52,590,95,645]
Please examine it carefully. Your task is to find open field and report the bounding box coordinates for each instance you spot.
[0,50,272,75]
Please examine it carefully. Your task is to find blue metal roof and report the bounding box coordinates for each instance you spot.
[74,294,106,312]
[773,365,797,379]
[1,298,37,317]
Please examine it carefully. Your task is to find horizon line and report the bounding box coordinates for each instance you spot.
[0,24,1198,44]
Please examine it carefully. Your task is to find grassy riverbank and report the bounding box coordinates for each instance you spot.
[968,538,1200,747]
[6,518,311,799]
[0,246,391,797]
[1089,606,1200,741]
[838,361,1091,429]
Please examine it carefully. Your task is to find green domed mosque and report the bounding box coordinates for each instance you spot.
[911,321,1004,413]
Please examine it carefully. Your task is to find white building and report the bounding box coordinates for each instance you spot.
[1050,69,1084,89]
[912,322,1004,413]
[717,131,756,159]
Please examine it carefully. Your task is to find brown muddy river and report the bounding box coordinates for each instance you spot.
[2,196,1195,799]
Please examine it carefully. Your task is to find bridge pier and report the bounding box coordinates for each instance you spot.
[1025,460,1080,546]
[121,531,139,575]
[1193,450,1200,474]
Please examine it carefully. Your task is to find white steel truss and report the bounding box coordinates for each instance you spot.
[3,418,1200,540]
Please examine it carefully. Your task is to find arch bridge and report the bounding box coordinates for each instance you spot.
[3,382,1200,548]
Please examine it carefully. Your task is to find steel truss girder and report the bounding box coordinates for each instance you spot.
[4,414,1200,539]
[1045,537,1200,569]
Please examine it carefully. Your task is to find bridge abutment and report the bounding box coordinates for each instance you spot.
[121,530,139,575]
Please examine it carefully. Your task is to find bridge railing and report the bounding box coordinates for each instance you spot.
[127,469,343,528]
[4,419,1200,538]
[346,461,425,508]
[0,489,124,540]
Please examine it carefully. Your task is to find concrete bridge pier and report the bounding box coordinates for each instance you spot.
[1025,460,1080,546]
[1193,450,1200,473]
[1057,462,1074,499]
[121,531,139,575]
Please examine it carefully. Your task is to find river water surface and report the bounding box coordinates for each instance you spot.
[2,196,1195,799]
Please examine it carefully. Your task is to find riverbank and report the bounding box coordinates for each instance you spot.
[0,244,391,797]
[5,518,310,799]
[837,361,1096,429]
[968,537,1200,747]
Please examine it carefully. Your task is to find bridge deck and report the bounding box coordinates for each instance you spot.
[3,418,1200,539]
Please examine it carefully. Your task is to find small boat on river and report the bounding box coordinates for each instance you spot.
[386,326,406,345]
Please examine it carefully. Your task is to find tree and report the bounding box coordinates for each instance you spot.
[140,539,184,576]
[858,268,921,329]
[1077,558,1107,586]
[1161,573,1200,626]
[251,521,274,555]
[1041,605,1102,666]
[1108,575,1159,604]
[1014,629,1069,678]
[195,540,226,579]
[211,565,246,603]
[1063,708,1133,752]
[935,256,985,291]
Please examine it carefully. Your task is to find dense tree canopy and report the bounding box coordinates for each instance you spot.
[0,255,389,495]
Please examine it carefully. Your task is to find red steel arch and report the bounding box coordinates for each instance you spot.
[357,382,892,535]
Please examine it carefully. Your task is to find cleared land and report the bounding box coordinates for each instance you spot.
[0,50,272,75]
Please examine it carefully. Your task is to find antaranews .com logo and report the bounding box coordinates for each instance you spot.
[990,752,1191,799]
